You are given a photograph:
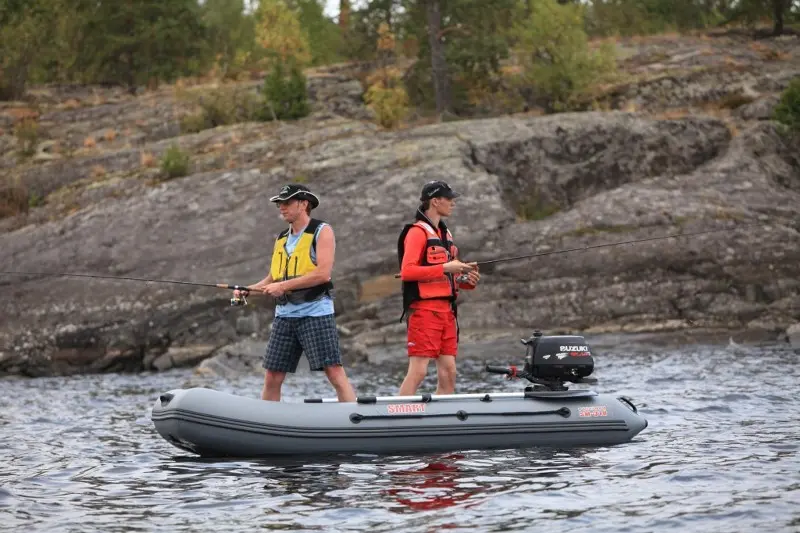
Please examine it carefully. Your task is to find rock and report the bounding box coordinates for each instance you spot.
[787,323,800,349]
[236,314,259,335]
[33,140,63,161]
[1,90,799,378]
[735,95,781,121]
[307,70,375,121]
[342,338,373,365]
[195,339,266,377]
[150,344,218,371]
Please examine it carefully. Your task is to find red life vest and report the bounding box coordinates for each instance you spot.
[397,216,460,316]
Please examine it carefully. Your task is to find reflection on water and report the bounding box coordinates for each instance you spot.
[1,342,799,532]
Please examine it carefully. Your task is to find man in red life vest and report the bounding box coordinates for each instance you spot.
[396,180,480,396]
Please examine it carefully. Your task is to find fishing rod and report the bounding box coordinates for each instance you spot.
[394,222,762,277]
[0,270,257,306]
[0,222,763,301]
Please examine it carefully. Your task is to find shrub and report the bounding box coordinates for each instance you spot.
[0,176,30,219]
[364,67,409,129]
[259,61,310,121]
[513,0,618,112]
[160,144,190,179]
[179,86,260,133]
[773,77,800,133]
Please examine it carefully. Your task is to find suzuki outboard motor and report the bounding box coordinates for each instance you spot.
[485,330,596,390]
[522,330,594,382]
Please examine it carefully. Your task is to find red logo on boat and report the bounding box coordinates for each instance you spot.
[387,403,426,414]
[578,406,608,417]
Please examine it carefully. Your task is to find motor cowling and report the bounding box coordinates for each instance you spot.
[522,332,594,381]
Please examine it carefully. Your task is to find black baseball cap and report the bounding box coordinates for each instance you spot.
[269,183,320,209]
[420,180,460,201]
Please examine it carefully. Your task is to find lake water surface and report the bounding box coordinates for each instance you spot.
[2,339,798,532]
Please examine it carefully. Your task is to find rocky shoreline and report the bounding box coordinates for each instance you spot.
[1,32,799,377]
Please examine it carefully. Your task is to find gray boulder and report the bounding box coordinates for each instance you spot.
[1,111,798,377]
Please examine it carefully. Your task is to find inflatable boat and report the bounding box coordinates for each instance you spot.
[151,331,648,457]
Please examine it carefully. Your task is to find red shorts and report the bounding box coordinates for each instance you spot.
[406,308,458,358]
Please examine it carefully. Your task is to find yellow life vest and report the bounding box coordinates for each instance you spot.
[269,218,333,304]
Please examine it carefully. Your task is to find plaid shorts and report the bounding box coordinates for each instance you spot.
[262,314,343,373]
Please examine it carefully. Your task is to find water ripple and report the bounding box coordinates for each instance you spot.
[1,343,798,532]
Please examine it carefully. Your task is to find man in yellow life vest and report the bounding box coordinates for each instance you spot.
[235,183,357,403]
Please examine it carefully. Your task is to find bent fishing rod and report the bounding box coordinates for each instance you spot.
[394,222,762,277]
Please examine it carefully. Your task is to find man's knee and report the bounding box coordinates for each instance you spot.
[264,370,286,388]
[324,364,347,384]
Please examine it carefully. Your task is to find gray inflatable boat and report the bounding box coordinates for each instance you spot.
[152,331,648,457]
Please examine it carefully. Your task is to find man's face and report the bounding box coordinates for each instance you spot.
[276,199,306,222]
[432,196,455,217]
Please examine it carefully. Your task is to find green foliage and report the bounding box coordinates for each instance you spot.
[0,0,57,99]
[28,192,45,208]
[286,0,343,66]
[402,0,522,115]
[4,0,793,122]
[22,0,95,86]
[178,86,261,133]
[514,0,618,112]
[773,77,800,133]
[254,0,313,67]
[201,0,258,79]
[364,68,410,129]
[160,144,191,180]
[259,61,311,121]
[78,0,208,91]
[585,0,723,36]
[515,192,561,221]
[342,0,405,60]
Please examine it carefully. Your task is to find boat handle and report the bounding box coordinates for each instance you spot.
[617,396,637,413]
[159,393,174,406]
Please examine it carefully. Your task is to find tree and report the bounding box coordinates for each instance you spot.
[772,0,790,35]
[201,0,256,79]
[79,0,208,93]
[340,0,403,60]
[401,0,520,116]
[425,0,451,117]
[287,0,342,65]
[773,77,800,133]
[254,0,312,67]
[260,61,311,120]
[0,0,57,99]
[339,0,351,30]
[364,23,410,128]
[723,0,798,36]
[514,0,617,111]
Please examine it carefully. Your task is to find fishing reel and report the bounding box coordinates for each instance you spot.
[230,289,250,307]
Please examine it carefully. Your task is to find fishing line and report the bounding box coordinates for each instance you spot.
[474,222,764,267]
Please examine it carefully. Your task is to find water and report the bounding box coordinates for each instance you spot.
[1,340,798,532]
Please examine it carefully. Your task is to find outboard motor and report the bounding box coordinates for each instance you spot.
[485,330,596,390]
[522,330,594,382]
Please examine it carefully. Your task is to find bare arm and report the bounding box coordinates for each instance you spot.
[277,225,335,291]
[250,274,273,290]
